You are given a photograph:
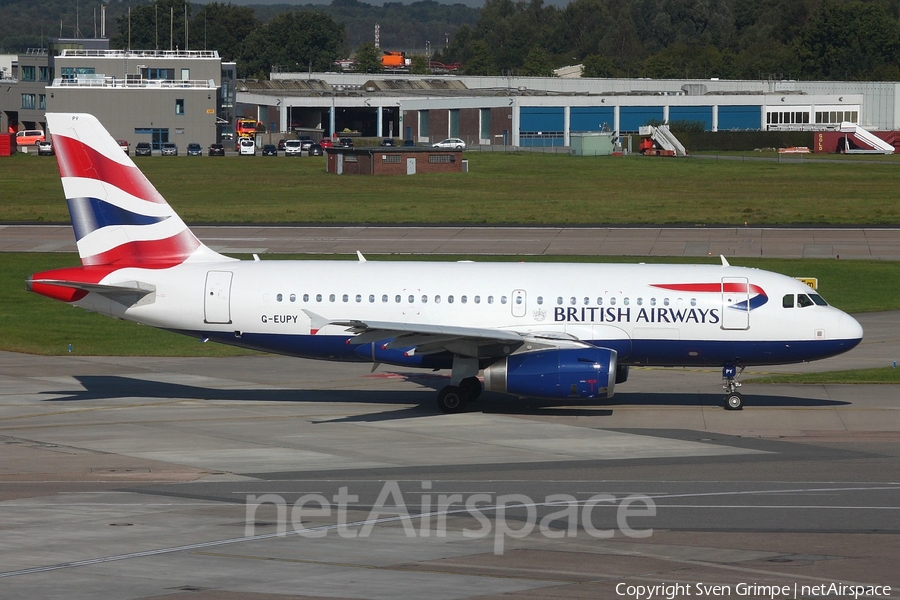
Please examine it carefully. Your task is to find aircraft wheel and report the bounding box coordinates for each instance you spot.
[724,392,744,411]
[459,377,483,402]
[437,385,468,414]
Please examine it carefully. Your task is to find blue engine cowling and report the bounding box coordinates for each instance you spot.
[483,347,617,400]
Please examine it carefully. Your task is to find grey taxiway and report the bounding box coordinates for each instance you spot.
[0,226,898,599]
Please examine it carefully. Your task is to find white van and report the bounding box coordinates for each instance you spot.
[238,137,255,156]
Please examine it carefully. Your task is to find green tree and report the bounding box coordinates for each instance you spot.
[463,40,494,75]
[409,54,430,75]
[798,2,900,80]
[521,46,553,76]
[190,2,259,61]
[238,11,345,78]
[354,41,383,73]
[112,0,191,51]
[582,54,615,78]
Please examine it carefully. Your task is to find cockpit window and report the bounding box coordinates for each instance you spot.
[810,294,828,306]
[782,294,794,308]
[797,294,814,308]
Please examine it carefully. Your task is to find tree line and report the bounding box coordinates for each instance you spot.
[1,0,899,81]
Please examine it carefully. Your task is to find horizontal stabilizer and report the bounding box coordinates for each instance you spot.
[28,278,155,307]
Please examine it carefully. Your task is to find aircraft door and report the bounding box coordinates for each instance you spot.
[511,289,526,317]
[204,271,233,324]
[721,277,750,330]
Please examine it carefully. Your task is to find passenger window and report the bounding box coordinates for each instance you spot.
[356,294,362,303]
[690,298,697,307]
[584,297,590,305]
[783,294,794,308]
[382,294,388,303]
[329,294,335,302]
[408,295,414,303]
[797,294,814,308]
[316,294,322,302]
[474,296,481,304]
[501,296,507,304]
[488,296,494,304]
[461,295,468,304]
[290,294,296,302]
[448,295,454,304]
[610,297,617,306]
[664,298,670,306]
[435,295,441,303]
[368,294,374,303]
[303,293,309,302]
[342,294,349,302]
[650,298,656,306]
[276,293,283,302]
[597,297,603,305]
[536,296,543,305]
[421,295,428,303]
[515,296,522,305]
[557,297,563,305]
[395,295,401,303]
[637,298,643,306]
[624,298,630,306]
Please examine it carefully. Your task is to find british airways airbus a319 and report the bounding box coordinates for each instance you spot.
[28,113,864,412]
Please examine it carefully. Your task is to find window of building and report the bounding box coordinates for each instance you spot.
[428,154,454,163]
[175,99,185,115]
[21,94,35,109]
[382,155,401,163]
[38,94,46,110]
[21,66,35,81]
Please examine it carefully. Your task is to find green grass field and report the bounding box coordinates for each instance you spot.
[4,252,898,356]
[4,151,900,225]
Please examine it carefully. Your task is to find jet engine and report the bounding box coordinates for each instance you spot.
[483,347,617,400]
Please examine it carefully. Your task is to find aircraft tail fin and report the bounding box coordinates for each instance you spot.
[46,113,225,267]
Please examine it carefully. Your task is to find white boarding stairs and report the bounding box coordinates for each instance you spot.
[839,122,894,154]
[640,125,688,157]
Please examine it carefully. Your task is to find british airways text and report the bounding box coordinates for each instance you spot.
[554,306,720,324]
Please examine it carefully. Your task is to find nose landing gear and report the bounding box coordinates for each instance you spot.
[723,365,744,410]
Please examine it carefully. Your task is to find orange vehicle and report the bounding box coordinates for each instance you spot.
[381,51,408,69]
[236,118,258,139]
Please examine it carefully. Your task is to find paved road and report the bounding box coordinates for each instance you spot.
[0,350,897,599]
[2,224,900,259]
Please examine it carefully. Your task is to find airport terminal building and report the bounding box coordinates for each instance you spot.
[2,38,900,151]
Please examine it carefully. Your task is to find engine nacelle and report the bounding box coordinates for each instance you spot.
[483,347,617,400]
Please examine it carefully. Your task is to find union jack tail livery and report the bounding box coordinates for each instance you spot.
[28,113,863,413]
[47,113,221,267]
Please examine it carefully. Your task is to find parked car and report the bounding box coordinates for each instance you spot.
[262,143,278,156]
[432,138,466,150]
[380,138,396,147]
[308,144,323,156]
[298,136,314,151]
[37,140,54,156]
[238,138,255,156]
[117,140,130,154]
[208,143,225,156]
[319,138,334,148]
[186,143,202,156]
[402,139,416,147]
[339,137,354,148]
[284,140,303,156]
[277,139,287,151]
[135,142,152,156]
[15,130,44,146]
[161,142,178,156]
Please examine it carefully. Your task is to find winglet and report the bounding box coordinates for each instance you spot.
[720,255,730,267]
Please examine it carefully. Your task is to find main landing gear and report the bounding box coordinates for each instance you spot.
[722,365,744,410]
[436,377,483,414]
[437,356,482,414]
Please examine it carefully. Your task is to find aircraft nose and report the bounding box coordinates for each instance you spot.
[838,313,864,343]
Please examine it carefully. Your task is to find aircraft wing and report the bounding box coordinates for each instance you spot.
[303,310,593,358]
